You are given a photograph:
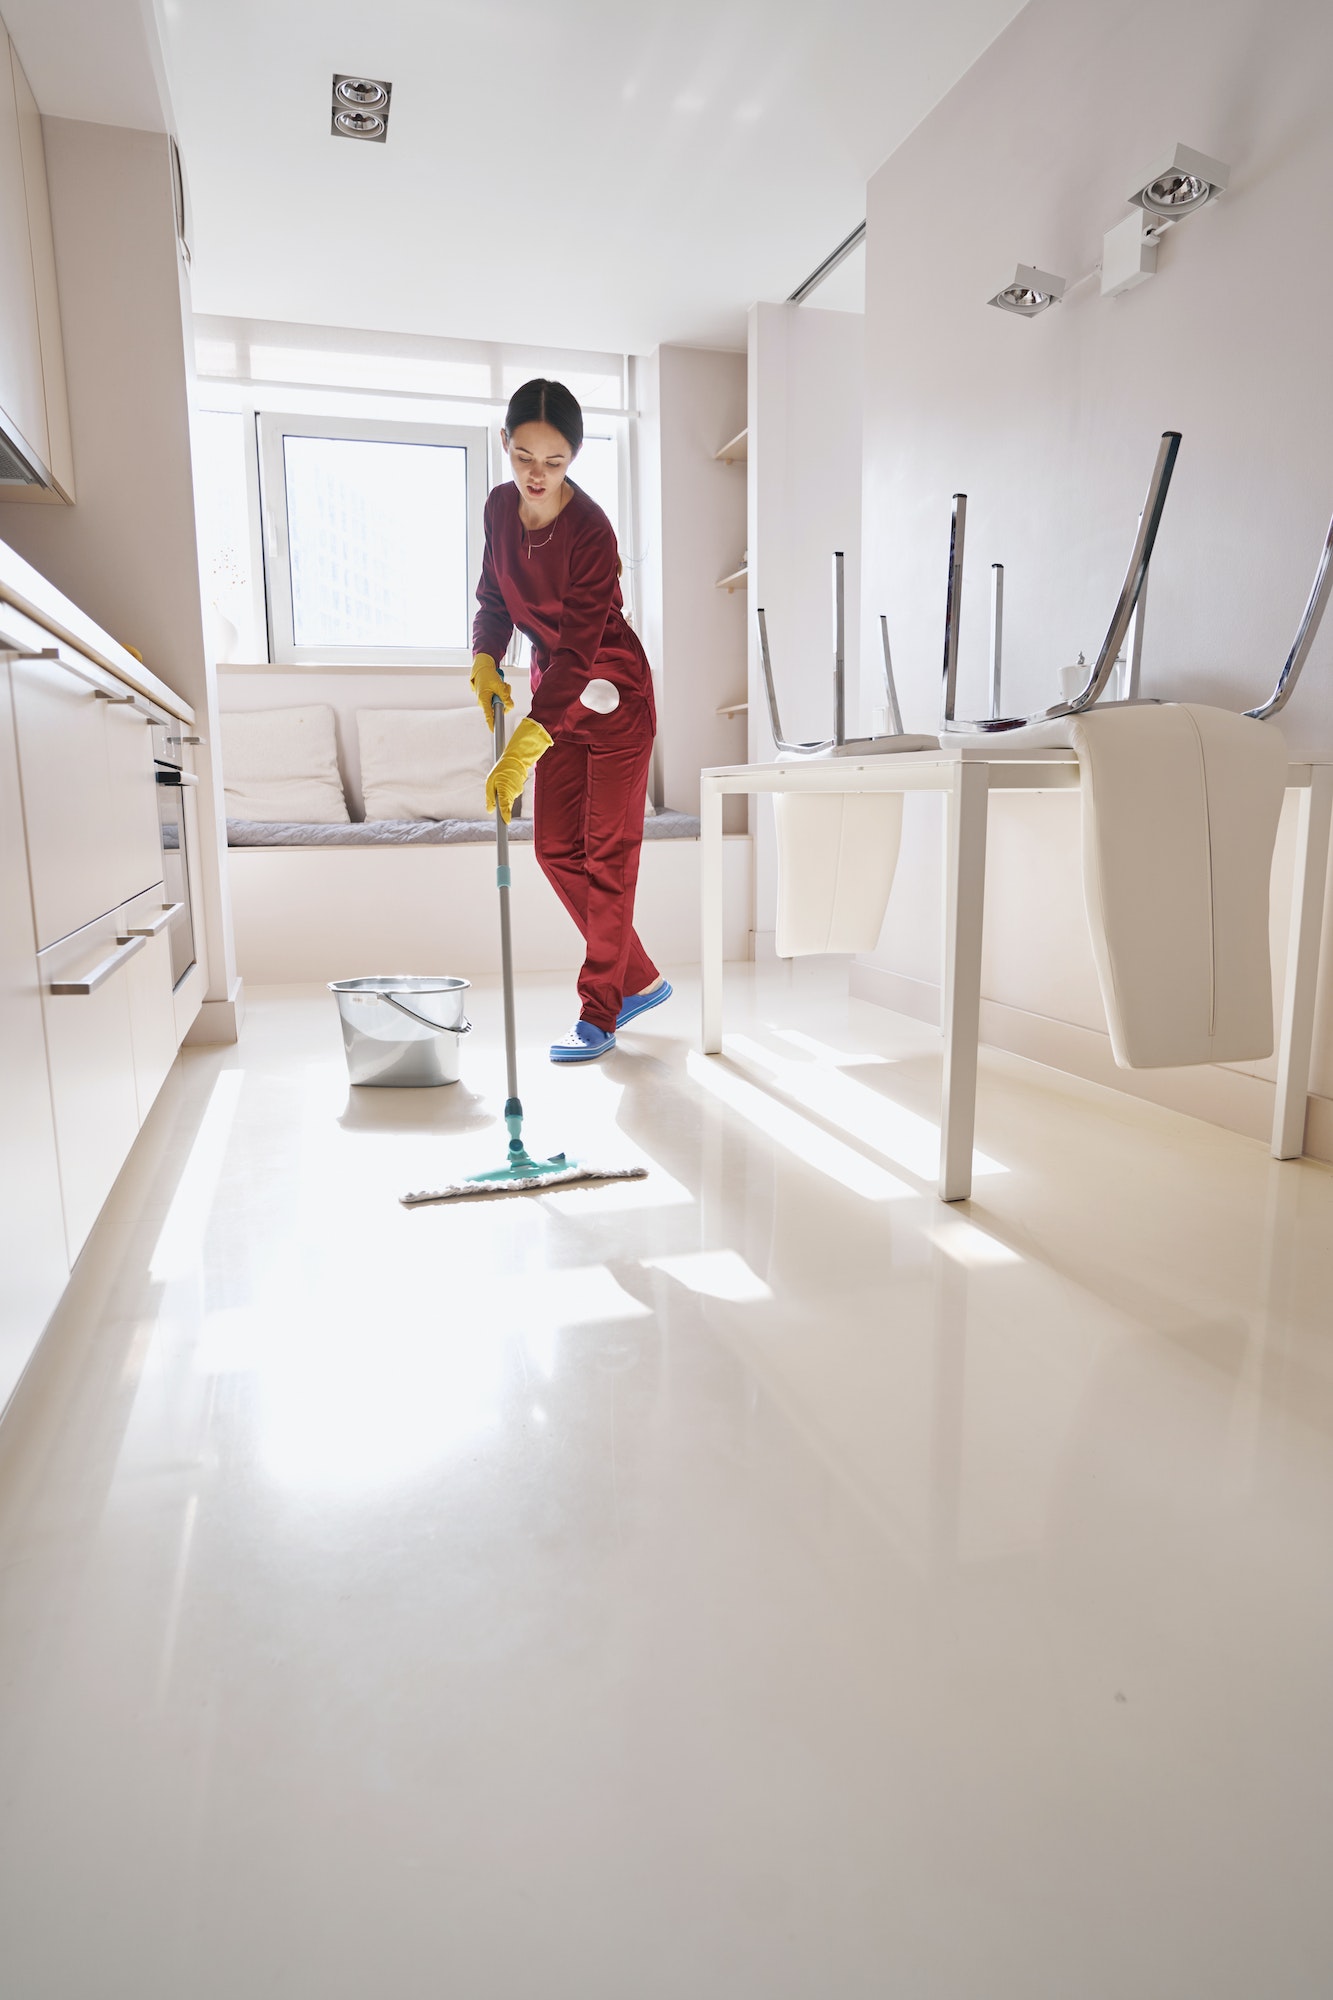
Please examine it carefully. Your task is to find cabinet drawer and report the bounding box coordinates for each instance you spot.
[121,884,179,1121]
[38,911,143,1263]
[10,646,163,947]
[10,649,115,946]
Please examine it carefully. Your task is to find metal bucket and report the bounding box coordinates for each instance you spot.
[329,975,472,1087]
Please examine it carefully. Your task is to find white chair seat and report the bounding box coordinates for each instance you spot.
[1070,703,1288,1068]
[774,791,903,957]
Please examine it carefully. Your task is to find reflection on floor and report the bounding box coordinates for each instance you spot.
[2,961,1332,1998]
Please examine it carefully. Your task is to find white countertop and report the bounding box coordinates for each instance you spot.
[0,531,194,724]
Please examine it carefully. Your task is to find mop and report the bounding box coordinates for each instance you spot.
[401,696,648,1206]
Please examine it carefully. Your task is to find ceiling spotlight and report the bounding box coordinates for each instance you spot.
[988,264,1066,317]
[332,74,392,141]
[335,76,388,110]
[1129,142,1228,220]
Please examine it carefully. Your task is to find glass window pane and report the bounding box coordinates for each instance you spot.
[283,435,469,650]
[256,348,491,398]
[573,434,619,540]
[502,365,622,408]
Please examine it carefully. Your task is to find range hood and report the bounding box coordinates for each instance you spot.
[0,416,56,491]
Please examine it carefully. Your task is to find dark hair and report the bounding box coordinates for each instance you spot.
[503,378,583,457]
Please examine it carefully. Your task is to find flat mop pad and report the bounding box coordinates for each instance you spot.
[401,1157,647,1206]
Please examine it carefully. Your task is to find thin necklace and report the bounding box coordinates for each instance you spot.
[522,486,570,557]
[524,521,558,557]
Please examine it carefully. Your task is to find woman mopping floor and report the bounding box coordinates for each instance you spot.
[472,378,671,1063]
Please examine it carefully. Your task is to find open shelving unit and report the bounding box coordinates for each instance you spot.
[715,566,747,593]
[713,428,748,465]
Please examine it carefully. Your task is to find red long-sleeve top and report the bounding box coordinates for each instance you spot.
[472,481,656,744]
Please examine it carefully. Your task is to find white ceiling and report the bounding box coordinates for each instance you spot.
[11,0,1025,353]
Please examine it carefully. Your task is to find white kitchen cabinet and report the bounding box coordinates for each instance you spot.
[0,31,48,478]
[121,884,179,1121]
[0,28,72,500]
[1,537,198,1386]
[0,660,68,1411]
[7,643,152,947]
[9,39,72,498]
[38,910,145,1262]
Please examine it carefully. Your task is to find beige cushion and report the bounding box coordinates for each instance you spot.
[774,792,904,956]
[357,707,495,821]
[221,705,349,823]
[1071,703,1288,1068]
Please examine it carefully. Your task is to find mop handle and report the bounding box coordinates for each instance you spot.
[492,696,521,1107]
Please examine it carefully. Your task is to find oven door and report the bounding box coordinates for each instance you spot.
[154,768,198,989]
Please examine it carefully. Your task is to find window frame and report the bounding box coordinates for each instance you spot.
[257,410,489,667]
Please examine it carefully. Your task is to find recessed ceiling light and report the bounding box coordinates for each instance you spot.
[987,264,1066,317]
[332,74,392,142]
[335,76,388,110]
[1129,143,1228,219]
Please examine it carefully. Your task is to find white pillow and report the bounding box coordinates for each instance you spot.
[221,705,349,823]
[357,707,495,821]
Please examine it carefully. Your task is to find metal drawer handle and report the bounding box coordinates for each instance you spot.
[49,933,146,995]
[155,769,200,786]
[94,689,138,706]
[125,902,184,938]
[182,735,205,746]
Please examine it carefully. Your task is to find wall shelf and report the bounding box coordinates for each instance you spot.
[716,567,748,593]
[716,699,748,718]
[714,428,748,465]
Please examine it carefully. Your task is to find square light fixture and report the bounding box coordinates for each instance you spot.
[1128,142,1228,219]
[332,74,392,142]
[987,264,1066,317]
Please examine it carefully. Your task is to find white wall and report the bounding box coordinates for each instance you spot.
[855,0,1333,1156]
[0,118,240,1038]
[634,344,748,822]
[748,301,864,939]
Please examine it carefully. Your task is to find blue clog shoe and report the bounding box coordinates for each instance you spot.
[550,1021,616,1064]
[616,979,673,1029]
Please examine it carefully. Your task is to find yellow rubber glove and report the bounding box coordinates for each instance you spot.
[470,653,513,730]
[485,717,553,823]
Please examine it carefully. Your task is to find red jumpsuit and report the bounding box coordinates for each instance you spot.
[472,480,659,1032]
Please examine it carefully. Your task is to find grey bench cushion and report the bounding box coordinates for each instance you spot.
[227,811,702,848]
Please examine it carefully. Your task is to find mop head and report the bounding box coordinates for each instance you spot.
[401,1154,647,1206]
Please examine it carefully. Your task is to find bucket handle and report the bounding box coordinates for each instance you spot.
[379,991,473,1035]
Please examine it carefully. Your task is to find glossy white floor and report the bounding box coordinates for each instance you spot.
[2,963,1333,1998]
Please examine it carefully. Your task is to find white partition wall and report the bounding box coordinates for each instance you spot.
[854,0,1333,1159]
[747,301,864,950]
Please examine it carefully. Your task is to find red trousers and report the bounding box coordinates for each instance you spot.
[533,731,659,1032]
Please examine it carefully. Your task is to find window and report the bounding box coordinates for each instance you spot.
[573,433,620,541]
[258,413,487,665]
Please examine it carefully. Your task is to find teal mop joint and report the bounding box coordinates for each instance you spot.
[401,697,647,1207]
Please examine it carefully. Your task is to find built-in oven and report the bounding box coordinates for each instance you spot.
[148,712,198,989]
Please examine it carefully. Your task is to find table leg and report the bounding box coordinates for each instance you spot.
[700,774,725,1054]
[939,762,989,1201]
[1272,767,1333,1160]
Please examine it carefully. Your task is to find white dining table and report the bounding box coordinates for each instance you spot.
[698,744,1333,1202]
